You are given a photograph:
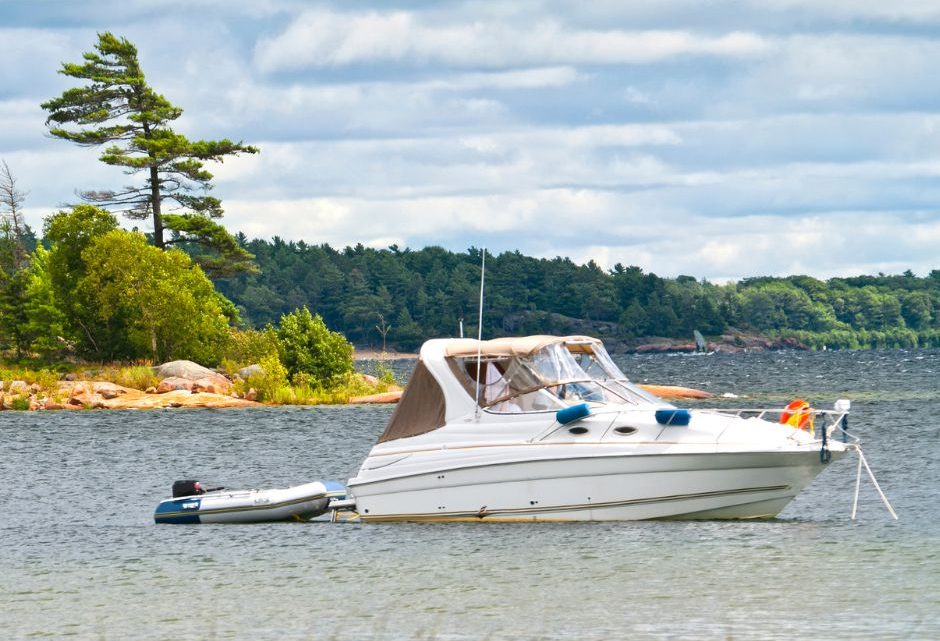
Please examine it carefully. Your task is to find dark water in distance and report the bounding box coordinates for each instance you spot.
[2,350,939,640]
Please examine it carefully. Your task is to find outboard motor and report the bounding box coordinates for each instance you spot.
[172,480,205,498]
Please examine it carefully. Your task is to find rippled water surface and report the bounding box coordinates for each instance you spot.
[2,350,939,640]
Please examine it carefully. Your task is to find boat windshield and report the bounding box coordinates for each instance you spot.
[449,342,624,413]
[566,340,668,406]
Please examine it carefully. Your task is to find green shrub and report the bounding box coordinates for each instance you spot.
[277,307,353,385]
[242,353,290,402]
[375,362,397,386]
[10,396,31,411]
[32,369,60,394]
[221,326,280,372]
[0,367,60,394]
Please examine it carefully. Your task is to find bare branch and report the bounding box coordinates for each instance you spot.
[0,159,29,268]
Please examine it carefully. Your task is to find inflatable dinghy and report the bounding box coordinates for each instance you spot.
[154,479,346,524]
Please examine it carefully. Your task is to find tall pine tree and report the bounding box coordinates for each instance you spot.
[41,32,259,277]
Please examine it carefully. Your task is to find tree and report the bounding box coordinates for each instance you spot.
[0,160,29,269]
[43,205,128,358]
[277,306,353,384]
[0,160,33,355]
[22,246,70,357]
[41,32,258,275]
[80,229,231,364]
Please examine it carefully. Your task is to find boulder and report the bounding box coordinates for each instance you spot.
[44,399,82,410]
[6,380,28,394]
[154,360,219,381]
[244,388,258,402]
[191,376,232,395]
[157,377,194,394]
[152,362,236,395]
[145,386,157,394]
[237,364,264,380]
[93,382,129,399]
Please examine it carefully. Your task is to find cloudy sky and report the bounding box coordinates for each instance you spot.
[3,1,940,281]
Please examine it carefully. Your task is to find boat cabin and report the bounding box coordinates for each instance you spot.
[377,335,666,444]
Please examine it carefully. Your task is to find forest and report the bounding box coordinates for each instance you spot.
[215,235,940,352]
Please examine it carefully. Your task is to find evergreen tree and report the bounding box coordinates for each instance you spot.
[41,32,258,276]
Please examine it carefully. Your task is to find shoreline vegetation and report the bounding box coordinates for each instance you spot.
[0,357,402,411]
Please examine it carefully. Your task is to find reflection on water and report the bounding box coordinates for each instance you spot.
[2,350,939,640]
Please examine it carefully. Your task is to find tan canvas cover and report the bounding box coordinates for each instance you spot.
[376,359,447,443]
[444,335,600,358]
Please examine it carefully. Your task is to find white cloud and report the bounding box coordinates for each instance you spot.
[757,0,940,22]
[254,9,769,71]
[0,100,49,149]
[5,2,940,281]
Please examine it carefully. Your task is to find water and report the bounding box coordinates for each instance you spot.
[2,350,939,640]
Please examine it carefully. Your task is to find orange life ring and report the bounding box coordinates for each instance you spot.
[780,399,814,431]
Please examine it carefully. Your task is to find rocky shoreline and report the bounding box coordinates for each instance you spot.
[629,330,807,354]
[40,381,258,410]
[0,359,401,412]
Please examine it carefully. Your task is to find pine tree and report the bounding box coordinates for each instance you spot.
[41,32,259,276]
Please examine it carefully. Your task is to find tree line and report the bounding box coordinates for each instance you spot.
[214,238,940,351]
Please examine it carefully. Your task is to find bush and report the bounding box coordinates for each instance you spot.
[10,396,30,411]
[375,362,397,386]
[221,326,280,371]
[277,307,353,385]
[241,353,290,402]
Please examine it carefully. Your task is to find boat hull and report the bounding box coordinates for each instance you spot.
[348,448,845,522]
[154,481,345,524]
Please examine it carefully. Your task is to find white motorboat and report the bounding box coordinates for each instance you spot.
[346,335,849,522]
[154,480,346,524]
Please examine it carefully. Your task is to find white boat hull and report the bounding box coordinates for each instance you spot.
[154,481,345,524]
[349,448,845,522]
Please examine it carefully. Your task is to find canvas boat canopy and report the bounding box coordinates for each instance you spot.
[444,335,602,359]
[376,335,667,444]
[377,359,447,444]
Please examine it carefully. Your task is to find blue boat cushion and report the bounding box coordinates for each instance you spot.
[655,409,691,426]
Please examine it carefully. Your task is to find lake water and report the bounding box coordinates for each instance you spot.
[2,350,938,640]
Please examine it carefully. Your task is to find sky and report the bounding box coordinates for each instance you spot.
[2,0,940,281]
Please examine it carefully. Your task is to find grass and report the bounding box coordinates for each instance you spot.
[234,370,396,405]
[0,367,60,394]
[0,362,160,390]
[86,364,161,391]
